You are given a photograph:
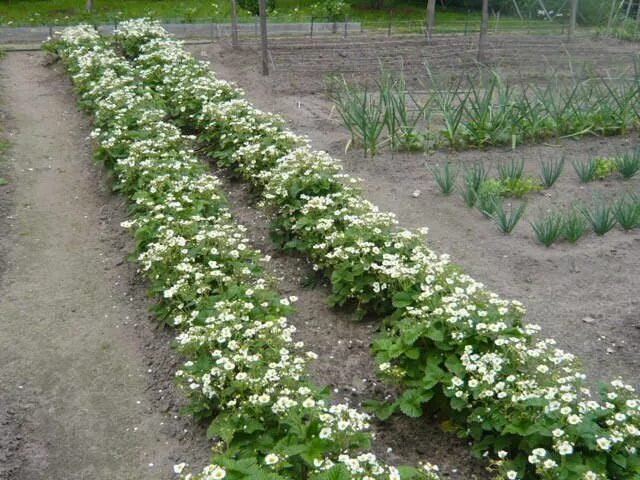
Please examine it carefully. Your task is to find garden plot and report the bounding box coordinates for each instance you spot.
[196,33,640,391]
[108,22,640,479]
[259,32,639,93]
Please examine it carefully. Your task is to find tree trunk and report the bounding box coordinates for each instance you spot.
[230,0,239,48]
[86,0,93,13]
[259,0,269,75]
[478,0,489,63]
[426,0,436,43]
[568,0,578,39]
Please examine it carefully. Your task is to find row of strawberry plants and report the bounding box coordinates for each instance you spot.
[112,19,640,480]
[50,25,440,480]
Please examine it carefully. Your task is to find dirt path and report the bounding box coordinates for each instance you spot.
[0,52,210,479]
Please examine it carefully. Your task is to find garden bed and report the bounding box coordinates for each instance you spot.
[197,39,640,391]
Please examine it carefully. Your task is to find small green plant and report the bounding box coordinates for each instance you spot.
[571,158,596,183]
[462,162,489,191]
[488,198,526,234]
[0,178,8,186]
[430,162,458,195]
[477,179,505,217]
[615,150,640,179]
[614,194,640,230]
[328,77,386,157]
[530,210,564,247]
[580,199,617,235]
[459,181,478,207]
[563,207,587,243]
[497,158,525,182]
[593,157,618,180]
[500,176,543,198]
[538,157,565,188]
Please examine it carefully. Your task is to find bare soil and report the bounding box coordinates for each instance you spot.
[187,31,640,475]
[0,52,211,480]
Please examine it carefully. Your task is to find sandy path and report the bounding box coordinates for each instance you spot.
[0,52,209,479]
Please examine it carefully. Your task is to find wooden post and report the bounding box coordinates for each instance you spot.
[86,0,93,13]
[426,0,436,43]
[478,0,489,63]
[568,0,578,40]
[230,0,239,48]
[258,0,269,75]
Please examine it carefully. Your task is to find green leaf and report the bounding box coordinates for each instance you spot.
[392,290,415,309]
[0,178,8,186]
[398,390,425,418]
[311,464,352,480]
[207,412,237,444]
[363,399,397,421]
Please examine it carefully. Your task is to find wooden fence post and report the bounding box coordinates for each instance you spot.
[259,0,269,75]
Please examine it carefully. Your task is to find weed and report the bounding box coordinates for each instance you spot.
[531,210,564,247]
[477,179,505,217]
[431,162,458,195]
[501,176,543,198]
[538,157,565,188]
[593,157,618,180]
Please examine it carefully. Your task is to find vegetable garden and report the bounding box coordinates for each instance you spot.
[29,17,639,480]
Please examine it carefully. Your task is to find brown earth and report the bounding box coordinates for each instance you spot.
[0,52,211,480]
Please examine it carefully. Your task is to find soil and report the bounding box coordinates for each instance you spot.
[0,52,211,479]
[185,31,640,475]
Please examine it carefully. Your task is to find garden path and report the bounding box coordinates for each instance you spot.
[0,51,208,480]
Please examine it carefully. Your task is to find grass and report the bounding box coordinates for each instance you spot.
[0,0,535,27]
[531,210,564,247]
[539,157,565,188]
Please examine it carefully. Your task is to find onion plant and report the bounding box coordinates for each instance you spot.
[488,198,526,234]
[430,162,458,195]
[571,158,596,183]
[614,193,640,230]
[328,76,386,157]
[531,210,564,247]
[538,157,565,188]
[425,64,469,149]
[378,69,429,152]
[579,198,617,235]
[497,158,525,182]
[615,149,640,179]
[563,207,587,243]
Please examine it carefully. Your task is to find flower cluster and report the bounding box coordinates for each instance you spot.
[52,24,438,480]
[113,19,640,480]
